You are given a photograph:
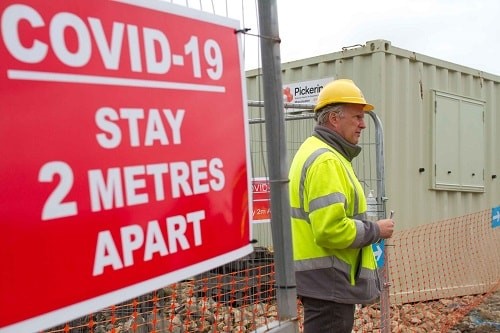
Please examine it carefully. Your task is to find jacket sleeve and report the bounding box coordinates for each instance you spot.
[350,219,380,248]
[306,158,380,249]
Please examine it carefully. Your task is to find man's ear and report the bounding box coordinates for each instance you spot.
[328,111,338,126]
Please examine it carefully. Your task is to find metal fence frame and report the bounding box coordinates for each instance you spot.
[247,99,391,332]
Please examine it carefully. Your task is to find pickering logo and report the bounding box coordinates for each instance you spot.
[294,84,324,96]
[282,78,334,107]
[283,87,293,102]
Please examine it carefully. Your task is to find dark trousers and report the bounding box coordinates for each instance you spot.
[301,296,355,333]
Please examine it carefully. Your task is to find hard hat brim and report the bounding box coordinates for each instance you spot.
[314,102,375,112]
[363,103,374,112]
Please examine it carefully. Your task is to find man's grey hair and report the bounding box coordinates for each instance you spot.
[315,104,345,125]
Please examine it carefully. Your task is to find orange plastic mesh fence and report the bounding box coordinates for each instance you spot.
[43,209,499,332]
[43,251,278,333]
[388,209,499,304]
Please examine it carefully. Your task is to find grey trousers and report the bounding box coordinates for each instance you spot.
[300,296,355,333]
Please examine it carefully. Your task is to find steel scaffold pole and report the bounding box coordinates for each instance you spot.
[257,0,298,332]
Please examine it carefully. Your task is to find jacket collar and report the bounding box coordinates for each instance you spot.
[312,125,361,162]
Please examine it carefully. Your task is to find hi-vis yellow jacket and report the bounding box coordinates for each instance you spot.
[289,136,381,304]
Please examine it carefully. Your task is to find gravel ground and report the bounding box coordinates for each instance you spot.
[451,290,500,333]
[353,289,500,332]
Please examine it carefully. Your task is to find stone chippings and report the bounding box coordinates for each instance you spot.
[49,282,279,333]
[43,247,498,333]
[44,287,499,333]
[351,290,499,333]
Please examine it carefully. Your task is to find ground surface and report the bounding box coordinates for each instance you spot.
[366,289,500,332]
[451,290,500,332]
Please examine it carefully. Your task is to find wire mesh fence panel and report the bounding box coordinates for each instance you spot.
[42,249,279,333]
[41,213,499,332]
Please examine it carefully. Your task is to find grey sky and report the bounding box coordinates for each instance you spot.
[240,0,500,76]
[169,0,499,75]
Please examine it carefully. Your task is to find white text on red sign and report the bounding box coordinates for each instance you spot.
[2,4,225,88]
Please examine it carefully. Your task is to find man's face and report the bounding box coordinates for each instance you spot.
[329,104,367,144]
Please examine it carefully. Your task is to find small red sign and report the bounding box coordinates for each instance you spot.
[252,177,271,223]
[0,1,252,332]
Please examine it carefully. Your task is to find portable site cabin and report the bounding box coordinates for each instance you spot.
[245,39,500,302]
[247,38,500,237]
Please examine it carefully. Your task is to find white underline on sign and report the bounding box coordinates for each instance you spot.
[7,69,226,93]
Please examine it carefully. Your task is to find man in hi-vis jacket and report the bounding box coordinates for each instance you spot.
[289,79,395,333]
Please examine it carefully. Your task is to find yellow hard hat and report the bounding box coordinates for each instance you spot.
[314,79,374,112]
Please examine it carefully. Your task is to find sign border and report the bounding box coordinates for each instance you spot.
[0,0,252,331]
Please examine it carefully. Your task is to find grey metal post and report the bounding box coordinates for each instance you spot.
[368,111,391,333]
[257,0,298,332]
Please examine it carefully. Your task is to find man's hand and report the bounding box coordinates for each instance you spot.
[376,218,395,239]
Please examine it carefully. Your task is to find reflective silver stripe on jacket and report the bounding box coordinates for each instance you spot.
[291,148,329,223]
[290,207,308,221]
[293,254,380,304]
[310,193,346,212]
[293,256,377,279]
[294,250,380,304]
[338,157,360,216]
[290,147,361,221]
[294,255,377,279]
[350,218,366,249]
[294,255,350,274]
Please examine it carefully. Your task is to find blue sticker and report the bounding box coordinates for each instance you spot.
[492,206,500,228]
[372,240,385,268]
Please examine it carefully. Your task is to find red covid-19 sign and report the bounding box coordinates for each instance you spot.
[0,1,252,332]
